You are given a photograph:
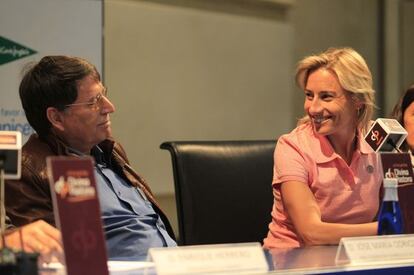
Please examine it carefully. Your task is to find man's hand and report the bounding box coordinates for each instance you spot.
[4,220,63,263]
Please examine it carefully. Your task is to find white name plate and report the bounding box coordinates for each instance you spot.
[335,234,414,265]
[148,242,268,274]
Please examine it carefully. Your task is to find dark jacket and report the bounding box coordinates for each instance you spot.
[5,133,175,239]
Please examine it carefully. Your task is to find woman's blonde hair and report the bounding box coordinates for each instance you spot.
[296,47,375,134]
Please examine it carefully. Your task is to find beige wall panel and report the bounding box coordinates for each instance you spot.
[105,0,294,195]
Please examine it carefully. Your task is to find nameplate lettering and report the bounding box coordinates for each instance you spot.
[335,234,414,265]
[148,242,268,274]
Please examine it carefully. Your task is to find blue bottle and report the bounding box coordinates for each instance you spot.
[377,178,403,235]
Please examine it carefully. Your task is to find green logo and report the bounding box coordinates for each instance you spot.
[0,36,37,65]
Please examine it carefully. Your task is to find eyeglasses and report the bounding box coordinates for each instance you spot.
[65,88,108,111]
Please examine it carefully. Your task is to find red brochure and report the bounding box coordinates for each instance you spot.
[47,156,108,275]
[380,152,414,233]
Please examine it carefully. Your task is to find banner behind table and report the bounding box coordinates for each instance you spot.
[0,0,102,144]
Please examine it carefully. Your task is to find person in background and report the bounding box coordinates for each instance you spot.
[390,84,414,234]
[391,84,414,158]
[2,217,62,263]
[5,56,176,260]
[263,47,382,249]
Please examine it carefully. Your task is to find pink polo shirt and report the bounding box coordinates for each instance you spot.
[263,123,382,249]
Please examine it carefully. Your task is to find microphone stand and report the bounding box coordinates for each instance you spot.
[387,139,402,153]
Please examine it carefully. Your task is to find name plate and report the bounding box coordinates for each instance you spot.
[335,234,414,265]
[148,242,268,274]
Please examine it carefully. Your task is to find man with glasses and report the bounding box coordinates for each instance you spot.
[5,56,176,260]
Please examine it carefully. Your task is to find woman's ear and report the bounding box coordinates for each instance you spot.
[351,94,363,110]
[46,107,65,132]
[356,101,364,111]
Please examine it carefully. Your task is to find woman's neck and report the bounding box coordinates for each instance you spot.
[327,131,358,165]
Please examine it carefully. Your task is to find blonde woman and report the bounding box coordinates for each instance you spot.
[264,47,381,248]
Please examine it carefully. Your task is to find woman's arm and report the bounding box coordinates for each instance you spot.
[281,180,377,245]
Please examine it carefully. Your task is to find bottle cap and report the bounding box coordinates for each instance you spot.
[383,178,399,188]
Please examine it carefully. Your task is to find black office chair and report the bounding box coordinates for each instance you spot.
[160,140,275,245]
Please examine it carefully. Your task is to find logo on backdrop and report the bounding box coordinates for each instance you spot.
[0,36,37,65]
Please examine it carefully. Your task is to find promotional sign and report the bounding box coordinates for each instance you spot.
[0,0,102,143]
[380,152,414,233]
[47,156,108,275]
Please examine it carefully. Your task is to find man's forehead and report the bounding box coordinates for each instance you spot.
[77,77,104,94]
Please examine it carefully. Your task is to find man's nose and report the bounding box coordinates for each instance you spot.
[101,96,115,113]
